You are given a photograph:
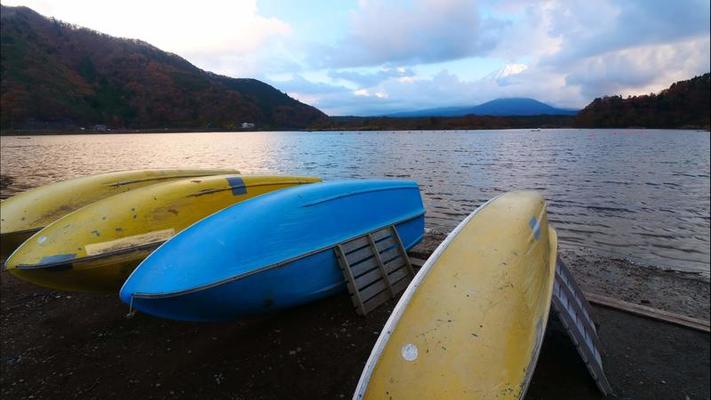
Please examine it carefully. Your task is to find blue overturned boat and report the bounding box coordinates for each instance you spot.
[119,180,425,321]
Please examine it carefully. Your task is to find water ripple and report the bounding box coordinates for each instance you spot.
[1,129,708,276]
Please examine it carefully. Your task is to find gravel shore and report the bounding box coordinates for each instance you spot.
[410,231,710,320]
[1,231,709,399]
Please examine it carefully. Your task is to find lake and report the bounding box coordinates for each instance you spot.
[1,129,709,277]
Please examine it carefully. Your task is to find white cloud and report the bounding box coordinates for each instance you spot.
[3,0,292,76]
[4,0,710,114]
[328,67,416,87]
[312,0,507,68]
[545,0,710,64]
[565,36,711,99]
[272,67,584,116]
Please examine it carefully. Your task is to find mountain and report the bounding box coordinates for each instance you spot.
[575,73,710,129]
[0,6,326,131]
[387,98,578,117]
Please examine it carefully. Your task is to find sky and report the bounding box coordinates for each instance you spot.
[4,0,710,116]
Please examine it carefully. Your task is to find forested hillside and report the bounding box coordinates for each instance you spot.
[0,6,326,131]
[575,73,710,129]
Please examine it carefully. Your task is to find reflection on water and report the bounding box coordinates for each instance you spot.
[1,129,709,276]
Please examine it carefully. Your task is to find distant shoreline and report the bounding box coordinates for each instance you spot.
[1,126,709,136]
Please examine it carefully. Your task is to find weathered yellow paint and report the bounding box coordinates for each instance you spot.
[84,229,175,256]
[4,175,321,292]
[356,191,557,400]
[0,169,238,259]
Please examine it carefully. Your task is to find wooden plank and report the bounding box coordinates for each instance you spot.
[379,247,400,264]
[360,268,411,304]
[362,274,412,314]
[351,257,380,278]
[375,236,397,253]
[334,245,366,315]
[558,259,596,330]
[355,251,407,289]
[355,267,384,289]
[386,267,410,286]
[552,295,613,396]
[391,226,416,276]
[360,267,412,304]
[553,280,604,364]
[371,228,392,242]
[347,245,377,265]
[359,279,390,304]
[367,234,394,297]
[383,256,405,273]
[342,236,369,254]
[362,288,394,315]
[585,292,710,333]
[554,274,601,350]
[337,227,420,316]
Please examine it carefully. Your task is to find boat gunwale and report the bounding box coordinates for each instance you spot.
[8,241,163,271]
[108,170,240,187]
[302,183,420,208]
[127,210,426,300]
[186,178,321,197]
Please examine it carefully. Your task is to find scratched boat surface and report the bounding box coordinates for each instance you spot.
[120,180,426,322]
[4,175,319,292]
[0,168,238,259]
[354,191,558,400]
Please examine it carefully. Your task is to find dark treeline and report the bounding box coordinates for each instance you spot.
[575,73,710,129]
[310,115,576,131]
[328,73,710,132]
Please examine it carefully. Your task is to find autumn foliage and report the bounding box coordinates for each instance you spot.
[0,6,326,131]
[575,73,710,129]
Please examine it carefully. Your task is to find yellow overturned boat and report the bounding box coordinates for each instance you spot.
[354,191,557,400]
[4,175,320,292]
[0,168,238,259]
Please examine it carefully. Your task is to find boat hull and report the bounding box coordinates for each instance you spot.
[120,180,426,322]
[0,168,238,259]
[354,191,557,400]
[127,217,423,321]
[5,175,319,292]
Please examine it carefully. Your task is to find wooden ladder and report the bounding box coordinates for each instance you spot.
[335,225,415,316]
[552,258,613,396]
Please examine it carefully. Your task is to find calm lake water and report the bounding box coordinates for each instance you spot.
[1,129,709,276]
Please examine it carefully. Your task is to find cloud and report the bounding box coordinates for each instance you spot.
[544,0,710,64]
[272,66,585,116]
[565,36,711,99]
[374,68,583,111]
[328,67,415,87]
[480,0,711,106]
[3,0,293,77]
[311,0,508,68]
[267,75,398,116]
